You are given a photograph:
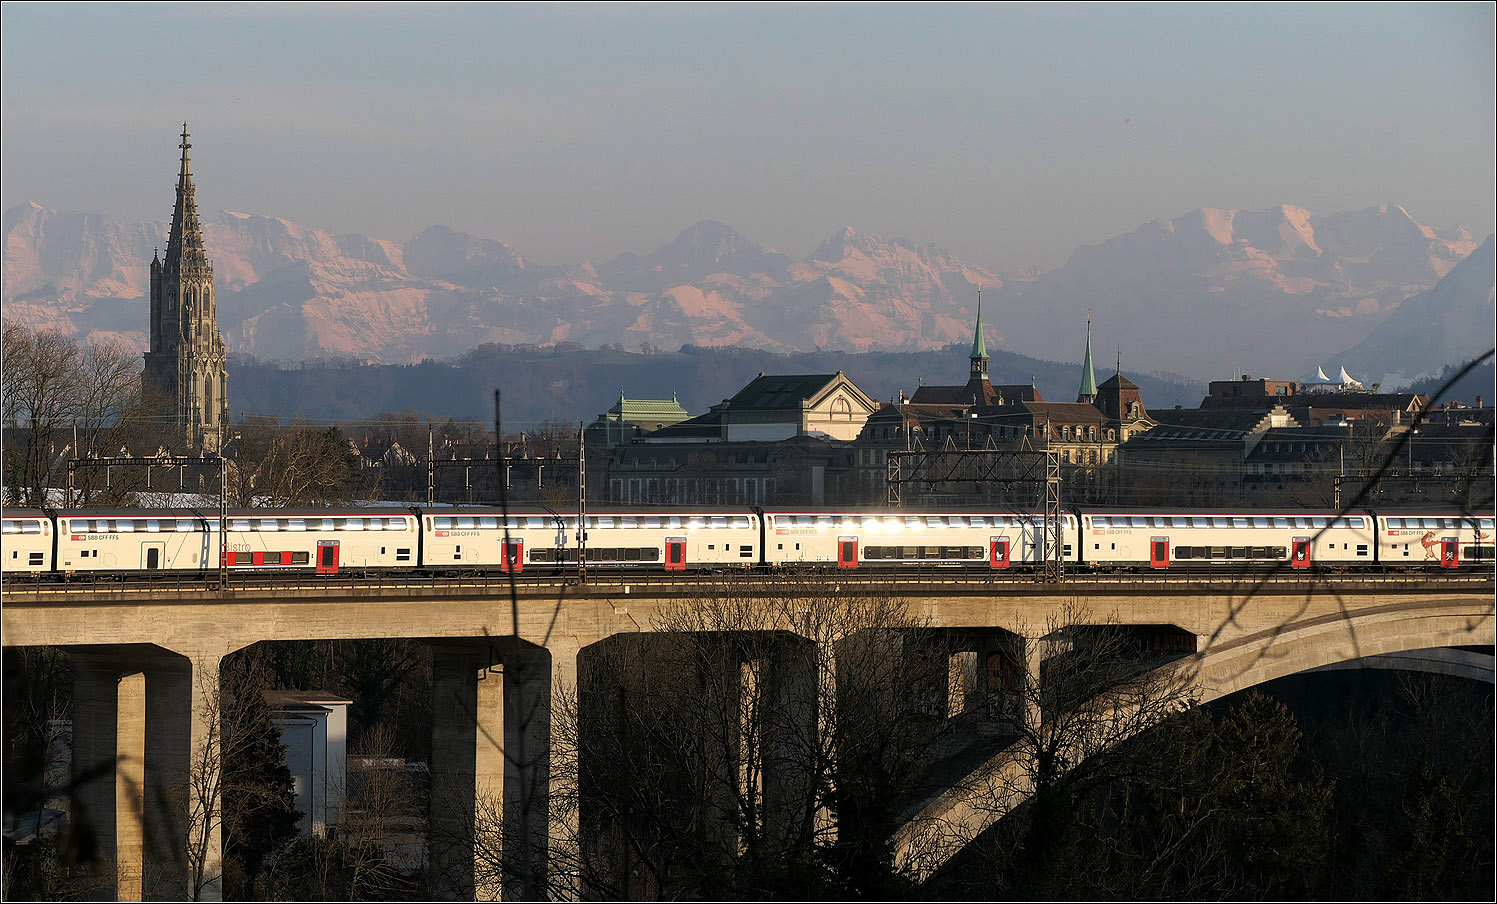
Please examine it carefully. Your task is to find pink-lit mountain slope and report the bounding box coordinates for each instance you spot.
[993,203,1478,378]
[3,201,1478,379]
[2,205,994,364]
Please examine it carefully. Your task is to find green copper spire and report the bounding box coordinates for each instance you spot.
[969,287,988,379]
[1078,310,1097,403]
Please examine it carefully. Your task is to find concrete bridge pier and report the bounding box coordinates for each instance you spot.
[68,645,222,902]
[427,637,578,902]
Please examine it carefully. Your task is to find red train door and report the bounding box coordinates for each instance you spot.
[1291,537,1311,569]
[837,536,859,570]
[316,540,340,574]
[1441,537,1459,568]
[1150,537,1170,570]
[664,537,687,572]
[990,536,1011,570]
[501,538,524,573]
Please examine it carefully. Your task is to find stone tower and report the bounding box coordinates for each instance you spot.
[144,124,228,452]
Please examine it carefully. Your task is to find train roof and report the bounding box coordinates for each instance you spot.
[51,506,421,519]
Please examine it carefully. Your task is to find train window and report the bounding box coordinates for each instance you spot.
[1329,518,1347,529]
[1211,517,1228,528]
[1348,517,1366,529]
[1231,517,1249,528]
[264,552,282,565]
[710,517,728,528]
[117,520,136,532]
[1210,547,1226,558]
[1170,517,1188,528]
[447,517,470,530]
[1482,519,1495,531]
[1310,518,1327,529]
[1090,517,1107,528]
[1385,518,1402,529]
[366,519,384,531]
[624,548,642,561]
[816,516,834,528]
[1271,547,1286,558]
[596,517,615,528]
[433,517,452,531]
[258,519,278,532]
[525,517,545,529]
[24,520,43,534]
[0,521,15,534]
[1250,547,1268,558]
[143,519,159,532]
[230,519,251,531]
[346,519,367,531]
[1252,517,1268,528]
[1272,517,1289,528]
[927,517,945,528]
[643,517,662,528]
[1175,547,1192,559]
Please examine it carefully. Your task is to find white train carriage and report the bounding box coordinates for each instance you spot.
[2,509,54,574]
[219,509,420,574]
[54,508,421,575]
[1079,510,1378,570]
[760,510,1079,570]
[56,509,215,574]
[1376,512,1495,569]
[420,508,761,572]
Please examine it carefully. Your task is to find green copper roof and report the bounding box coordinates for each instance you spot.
[969,290,988,363]
[1078,314,1097,400]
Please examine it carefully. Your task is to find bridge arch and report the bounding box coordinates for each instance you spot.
[893,599,1494,882]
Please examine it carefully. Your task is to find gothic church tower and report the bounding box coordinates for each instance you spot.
[144,124,229,452]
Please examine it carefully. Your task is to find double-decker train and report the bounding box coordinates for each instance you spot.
[2,505,1491,580]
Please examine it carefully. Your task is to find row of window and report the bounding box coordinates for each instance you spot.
[862,545,987,560]
[1,520,45,535]
[65,517,413,534]
[1091,515,1368,530]
[432,514,755,531]
[529,547,662,563]
[1385,517,1493,530]
[777,515,1064,528]
[1174,546,1290,560]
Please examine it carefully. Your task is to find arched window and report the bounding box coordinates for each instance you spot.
[831,397,852,421]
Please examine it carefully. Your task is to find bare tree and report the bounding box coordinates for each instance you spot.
[473,578,957,899]
[1,324,147,506]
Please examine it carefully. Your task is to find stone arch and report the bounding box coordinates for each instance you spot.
[893,600,1493,882]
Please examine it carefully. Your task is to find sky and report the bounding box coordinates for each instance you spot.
[2,3,1493,273]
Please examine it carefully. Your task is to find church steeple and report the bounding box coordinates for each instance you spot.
[969,287,989,380]
[1077,310,1097,404]
[165,123,209,271]
[144,123,228,452]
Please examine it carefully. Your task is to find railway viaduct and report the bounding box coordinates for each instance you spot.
[3,573,1492,900]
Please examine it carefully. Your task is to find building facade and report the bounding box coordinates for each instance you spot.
[143,124,229,452]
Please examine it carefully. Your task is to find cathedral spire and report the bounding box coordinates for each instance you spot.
[969,286,989,380]
[145,124,227,452]
[1077,310,1097,403]
[165,122,209,270]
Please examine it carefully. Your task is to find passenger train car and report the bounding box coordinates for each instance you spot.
[0,504,1491,579]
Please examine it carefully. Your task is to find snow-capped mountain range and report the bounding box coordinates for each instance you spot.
[2,200,1489,384]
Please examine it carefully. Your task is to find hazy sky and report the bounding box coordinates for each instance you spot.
[3,3,1492,273]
